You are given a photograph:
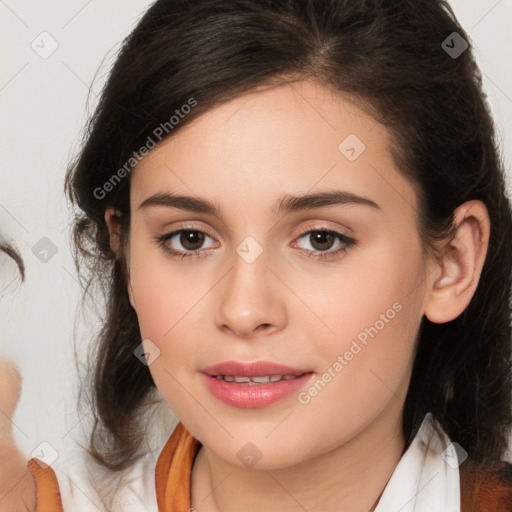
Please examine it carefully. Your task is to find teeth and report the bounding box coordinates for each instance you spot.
[247,376,268,383]
[215,373,305,383]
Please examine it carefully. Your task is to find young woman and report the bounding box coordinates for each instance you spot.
[1,0,511,511]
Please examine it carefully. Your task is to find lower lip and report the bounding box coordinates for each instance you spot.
[202,372,314,408]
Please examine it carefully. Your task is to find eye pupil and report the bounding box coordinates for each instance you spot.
[181,230,204,250]
[310,231,334,251]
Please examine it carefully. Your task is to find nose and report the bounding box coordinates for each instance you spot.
[215,246,287,339]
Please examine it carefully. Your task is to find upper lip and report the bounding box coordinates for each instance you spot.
[202,360,311,377]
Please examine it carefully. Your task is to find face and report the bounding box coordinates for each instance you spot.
[125,79,432,470]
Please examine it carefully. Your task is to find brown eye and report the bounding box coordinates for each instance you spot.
[294,228,356,258]
[308,231,336,251]
[180,230,205,250]
[157,227,217,258]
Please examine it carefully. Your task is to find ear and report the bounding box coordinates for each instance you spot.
[424,200,490,323]
[104,207,136,310]
[104,207,122,257]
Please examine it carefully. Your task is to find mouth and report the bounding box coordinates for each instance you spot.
[212,373,308,384]
[201,360,314,408]
[202,360,311,379]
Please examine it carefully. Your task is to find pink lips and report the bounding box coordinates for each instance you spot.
[202,360,310,377]
[201,360,314,408]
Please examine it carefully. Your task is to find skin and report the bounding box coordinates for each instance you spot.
[0,360,37,512]
[103,79,490,512]
[0,81,489,511]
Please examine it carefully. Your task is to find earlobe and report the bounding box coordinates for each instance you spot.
[424,200,490,324]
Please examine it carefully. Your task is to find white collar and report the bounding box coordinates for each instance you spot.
[375,412,460,512]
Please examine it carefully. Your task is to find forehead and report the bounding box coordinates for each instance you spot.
[130,80,418,221]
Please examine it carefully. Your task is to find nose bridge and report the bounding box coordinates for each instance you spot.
[227,233,271,301]
[215,233,285,336]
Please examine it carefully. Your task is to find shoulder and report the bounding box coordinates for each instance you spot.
[460,458,512,512]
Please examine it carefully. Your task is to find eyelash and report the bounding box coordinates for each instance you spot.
[155,225,356,260]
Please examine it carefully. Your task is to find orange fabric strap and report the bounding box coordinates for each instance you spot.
[27,458,64,512]
[155,422,201,512]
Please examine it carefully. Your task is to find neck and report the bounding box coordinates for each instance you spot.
[191,402,407,512]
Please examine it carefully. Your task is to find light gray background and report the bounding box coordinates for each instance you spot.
[1,0,512,467]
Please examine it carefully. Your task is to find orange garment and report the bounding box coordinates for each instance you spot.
[27,458,63,512]
[27,422,512,511]
[154,422,201,511]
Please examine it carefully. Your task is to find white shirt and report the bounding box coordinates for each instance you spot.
[375,412,460,512]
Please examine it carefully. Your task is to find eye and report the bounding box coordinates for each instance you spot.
[292,228,356,258]
[156,227,217,259]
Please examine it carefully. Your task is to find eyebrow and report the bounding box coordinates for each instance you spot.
[138,190,381,216]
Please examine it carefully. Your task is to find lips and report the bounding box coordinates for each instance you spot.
[201,360,314,408]
[203,361,311,378]
[202,360,310,378]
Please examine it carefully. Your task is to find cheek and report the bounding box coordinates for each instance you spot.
[128,252,202,414]
[301,238,424,356]
[127,239,207,405]
[128,234,200,338]
[291,264,424,461]
[295,240,425,421]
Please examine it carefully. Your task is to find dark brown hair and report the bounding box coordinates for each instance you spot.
[0,240,25,282]
[65,0,512,470]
